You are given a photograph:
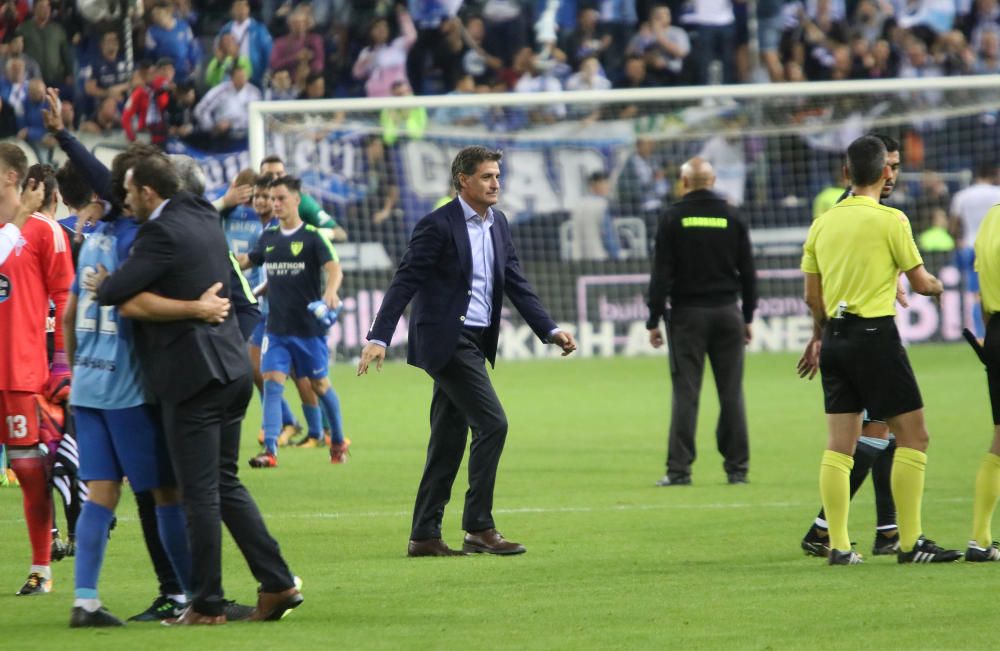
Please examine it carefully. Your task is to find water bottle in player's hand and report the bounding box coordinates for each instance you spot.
[308,300,340,329]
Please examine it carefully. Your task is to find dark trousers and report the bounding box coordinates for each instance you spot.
[688,23,736,85]
[666,303,749,478]
[161,374,294,616]
[410,329,508,540]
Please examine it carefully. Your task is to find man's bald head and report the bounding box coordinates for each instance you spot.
[680,157,715,192]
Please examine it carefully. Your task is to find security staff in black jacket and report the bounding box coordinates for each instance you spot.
[646,157,757,487]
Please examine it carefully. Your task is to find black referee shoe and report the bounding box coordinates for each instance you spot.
[654,475,691,487]
[801,526,830,558]
[828,549,863,565]
[965,541,1000,562]
[897,537,962,564]
[872,531,900,556]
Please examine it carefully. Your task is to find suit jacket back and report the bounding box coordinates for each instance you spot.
[98,191,251,403]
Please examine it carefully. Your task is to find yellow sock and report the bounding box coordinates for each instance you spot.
[892,447,928,552]
[971,453,1000,548]
[820,450,854,552]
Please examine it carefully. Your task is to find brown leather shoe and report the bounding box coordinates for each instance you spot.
[407,538,467,557]
[161,607,227,626]
[462,529,526,555]
[249,587,303,622]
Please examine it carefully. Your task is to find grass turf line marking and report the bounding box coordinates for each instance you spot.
[0,496,969,525]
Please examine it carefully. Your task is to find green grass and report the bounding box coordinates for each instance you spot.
[1,344,995,650]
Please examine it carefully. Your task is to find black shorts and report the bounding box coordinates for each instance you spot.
[819,315,923,418]
[984,317,1000,424]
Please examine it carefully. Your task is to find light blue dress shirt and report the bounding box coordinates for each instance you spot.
[457,195,494,328]
[368,197,561,348]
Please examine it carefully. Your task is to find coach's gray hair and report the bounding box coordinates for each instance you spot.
[451,146,502,192]
[169,154,207,196]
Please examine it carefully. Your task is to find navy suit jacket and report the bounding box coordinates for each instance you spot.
[97,192,252,403]
[368,198,557,373]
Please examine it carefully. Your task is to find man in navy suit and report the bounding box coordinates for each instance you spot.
[358,146,577,557]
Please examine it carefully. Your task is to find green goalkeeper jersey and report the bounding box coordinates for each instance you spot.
[299,192,338,229]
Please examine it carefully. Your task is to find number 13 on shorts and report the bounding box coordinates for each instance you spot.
[0,393,39,445]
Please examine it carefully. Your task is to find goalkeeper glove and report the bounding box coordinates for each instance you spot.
[45,350,71,404]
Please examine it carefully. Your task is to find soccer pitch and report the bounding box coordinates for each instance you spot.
[1,344,995,649]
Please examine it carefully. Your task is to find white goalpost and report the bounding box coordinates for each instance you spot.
[247,75,1000,360]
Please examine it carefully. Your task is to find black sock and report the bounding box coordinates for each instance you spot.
[135,490,182,596]
[64,477,81,539]
[815,440,881,523]
[871,438,897,531]
[51,500,60,538]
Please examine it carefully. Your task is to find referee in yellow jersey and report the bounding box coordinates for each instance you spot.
[799,135,961,565]
[966,203,1000,562]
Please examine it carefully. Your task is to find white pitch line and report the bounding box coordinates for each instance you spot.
[0,496,971,525]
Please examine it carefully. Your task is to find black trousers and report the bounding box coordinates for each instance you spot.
[161,374,294,616]
[666,303,749,478]
[410,328,509,540]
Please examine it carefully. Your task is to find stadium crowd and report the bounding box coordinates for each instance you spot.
[0,0,996,151]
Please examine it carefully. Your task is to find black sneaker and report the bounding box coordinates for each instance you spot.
[897,536,962,564]
[223,600,255,621]
[51,537,69,562]
[872,532,900,556]
[128,595,185,622]
[65,538,76,558]
[965,541,1000,562]
[70,606,124,628]
[828,548,863,565]
[801,526,830,558]
[15,572,52,595]
[654,475,691,487]
[727,473,748,484]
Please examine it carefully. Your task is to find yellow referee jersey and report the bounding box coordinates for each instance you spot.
[975,204,1000,314]
[801,195,923,318]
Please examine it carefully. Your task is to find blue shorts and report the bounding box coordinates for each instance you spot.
[956,247,980,292]
[261,333,329,379]
[75,404,174,492]
[250,318,266,347]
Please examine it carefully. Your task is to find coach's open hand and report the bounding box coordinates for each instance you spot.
[550,331,577,356]
[357,342,385,375]
[194,282,231,323]
[797,337,821,380]
[41,88,63,132]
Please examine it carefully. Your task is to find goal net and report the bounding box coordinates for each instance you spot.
[248,75,1000,361]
